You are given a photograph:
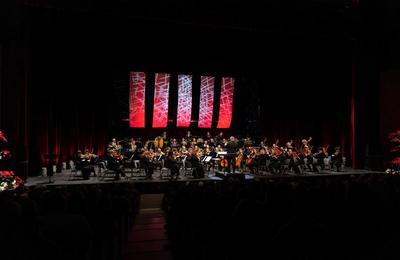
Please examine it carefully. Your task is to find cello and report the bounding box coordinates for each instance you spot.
[246,148,256,166]
[235,149,244,168]
[220,155,228,169]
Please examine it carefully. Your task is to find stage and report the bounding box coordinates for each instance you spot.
[25,167,385,193]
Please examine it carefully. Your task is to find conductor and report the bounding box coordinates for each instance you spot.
[225,136,239,173]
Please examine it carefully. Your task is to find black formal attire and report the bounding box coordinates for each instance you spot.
[225,140,238,173]
[165,155,180,178]
[140,155,154,179]
[190,155,204,179]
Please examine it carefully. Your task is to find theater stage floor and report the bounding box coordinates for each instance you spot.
[25,167,384,188]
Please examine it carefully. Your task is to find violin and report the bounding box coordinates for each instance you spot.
[302,145,311,156]
[288,149,299,159]
[272,145,282,157]
[111,150,123,161]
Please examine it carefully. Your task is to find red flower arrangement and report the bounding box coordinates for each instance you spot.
[0,131,7,143]
[0,171,23,191]
[0,131,24,191]
[386,130,400,174]
[0,150,11,160]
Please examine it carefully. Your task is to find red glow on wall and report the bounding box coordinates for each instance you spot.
[152,73,170,128]
[129,72,146,128]
[177,75,193,127]
[217,77,235,129]
[198,76,214,128]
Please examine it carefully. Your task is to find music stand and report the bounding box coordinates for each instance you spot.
[202,156,212,163]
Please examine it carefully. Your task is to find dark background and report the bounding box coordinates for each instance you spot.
[1,0,400,177]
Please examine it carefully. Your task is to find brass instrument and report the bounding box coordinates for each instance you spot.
[154,136,164,149]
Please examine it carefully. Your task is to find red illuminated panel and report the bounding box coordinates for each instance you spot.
[129,72,146,128]
[176,75,193,127]
[217,77,235,129]
[198,76,215,128]
[152,73,170,128]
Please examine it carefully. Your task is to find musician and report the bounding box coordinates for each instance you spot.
[269,144,283,174]
[225,136,239,173]
[171,139,179,150]
[107,138,125,180]
[189,149,204,178]
[235,148,245,173]
[331,147,343,172]
[107,138,122,155]
[314,147,328,172]
[300,138,314,172]
[162,131,168,141]
[215,132,224,145]
[215,144,224,153]
[74,149,95,179]
[246,147,258,174]
[283,141,301,174]
[224,138,230,148]
[128,138,137,153]
[140,151,154,179]
[152,148,165,170]
[165,150,180,179]
[84,148,98,175]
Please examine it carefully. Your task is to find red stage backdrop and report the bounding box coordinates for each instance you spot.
[198,76,215,128]
[177,75,193,127]
[152,73,170,128]
[217,77,235,129]
[129,72,146,128]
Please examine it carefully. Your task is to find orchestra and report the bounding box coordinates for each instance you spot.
[71,132,345,181]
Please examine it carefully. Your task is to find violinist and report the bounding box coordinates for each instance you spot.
[165,150,180,179]
[106,138,125,180]
[190,148,204,178]
[83,148,97,176]
[152,148,164,170]
[331,146,343,172]
[270,144,283,174]
[107,138,122,154]
[125,138,138,159]
[141,151,154,179]
[313,146,328,172]
[246,147,258,174]
[300,138,314,172]
[285,141,301,174]
[74,150,89,179]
